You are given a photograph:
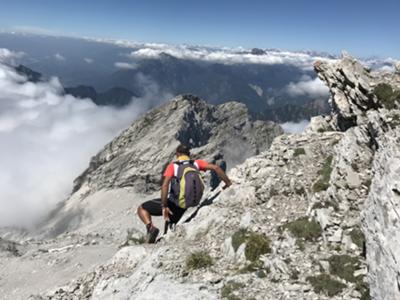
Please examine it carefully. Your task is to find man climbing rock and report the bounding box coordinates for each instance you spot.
[210,153,227,191]
[137,144,232,243]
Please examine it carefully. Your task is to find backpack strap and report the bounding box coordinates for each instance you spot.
[173,160,195,175]
[173,162,180,177]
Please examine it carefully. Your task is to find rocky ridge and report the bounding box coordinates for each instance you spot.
[3,54,400,300]
[313,54,400,300]
[72,95,282,196]
[0,95,283,299]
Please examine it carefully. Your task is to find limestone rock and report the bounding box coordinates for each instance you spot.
[304,115,332,133]
[8,55,400,300]
[72,95,283,195]
[315,53,400,131]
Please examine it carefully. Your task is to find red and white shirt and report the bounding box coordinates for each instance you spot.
[163,156,208,177]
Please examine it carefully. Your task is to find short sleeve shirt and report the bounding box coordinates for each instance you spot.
[163,159,208,177]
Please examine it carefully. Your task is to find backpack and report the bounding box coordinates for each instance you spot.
[170,160,205,209]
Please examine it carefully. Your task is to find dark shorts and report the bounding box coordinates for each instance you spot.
[141,198,186,224]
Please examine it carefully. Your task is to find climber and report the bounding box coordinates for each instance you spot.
[210,153,227,191]
[137,144,232,243]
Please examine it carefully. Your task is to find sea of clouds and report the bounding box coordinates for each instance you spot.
[0,49,171,228]
[0,43,328,228]
[108,41,335,71]
[3,37,395,229]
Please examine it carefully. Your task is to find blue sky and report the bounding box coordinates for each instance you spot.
[0,0,399,58]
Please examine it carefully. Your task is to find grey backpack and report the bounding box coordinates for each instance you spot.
[170,160,205,209]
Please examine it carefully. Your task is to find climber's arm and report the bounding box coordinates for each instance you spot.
[204,163,232,189]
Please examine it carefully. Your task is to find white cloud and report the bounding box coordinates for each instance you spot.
[0,48,25,63]
[84,57,94,64]
[114,62,138,70]
[248,84,263,97]
[122,43,336,70]
[54,53,66,61]
[377,65,395,73]
[0,51,171,228]
[9,25,61,36]
[280,120,310,134]
[362,57,399,73]
[285,76,329,98]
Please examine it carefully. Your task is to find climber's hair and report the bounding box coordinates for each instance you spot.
[176,144,190,156]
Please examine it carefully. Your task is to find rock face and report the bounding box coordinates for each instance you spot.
[72,94,283,196]
[315,54,400,300]
[3,55,400,300]
[363,126,400,300]
[314,52,400,131]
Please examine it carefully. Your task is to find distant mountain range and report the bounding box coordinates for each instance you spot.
[3,32,373,121]
[64,85,138,107]
[15,64,137,107]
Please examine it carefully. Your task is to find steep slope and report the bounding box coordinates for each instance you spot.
[30,54,400,300]
[0,95,282,299]
[72,94,282,196]
[39,95,281,238]
[1,54,398,300]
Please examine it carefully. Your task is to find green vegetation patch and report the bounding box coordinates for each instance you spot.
[390,113,400,128]
[231,229,272,262]
[281,217,322,241]
[185,251,213,271]
[238,260,270,277]
[290,269,300,280]
[231,228,248,252]
[307,274,346,296]
[296,239,305,251]
[293,147,306,157]
[349,228,365,249]
[313,180,330,193]
[328,254,361,282]
[313,155,333,193]
[129,236,146,244]
[357,279,371,300]
[246,232,272,262]
[364,178,372,192]
[312,199,339,212]
[221,281,245,300]
[120,230,146,248]
[374,83,400,110]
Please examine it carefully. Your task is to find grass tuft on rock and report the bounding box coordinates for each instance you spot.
[349,228,365,249]
[245,232,272,262]
[313,155,333,193]
[231,229,271,262]
[356,278,371,300]
[221,281,245,300]
[120,229,147,248]
[328,254,361,282]
[296,239,305,251]
[307,274,346,296]
[281,217,322,241]
[185,251,213,271]
[374,83,400,110]
[312,199,339,212]
[290,269,300,280]
[231,228,248,252]
[293,147,306,157]
[238,260,270,276]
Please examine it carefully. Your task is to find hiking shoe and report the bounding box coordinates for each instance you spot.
[146,225,159,244]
